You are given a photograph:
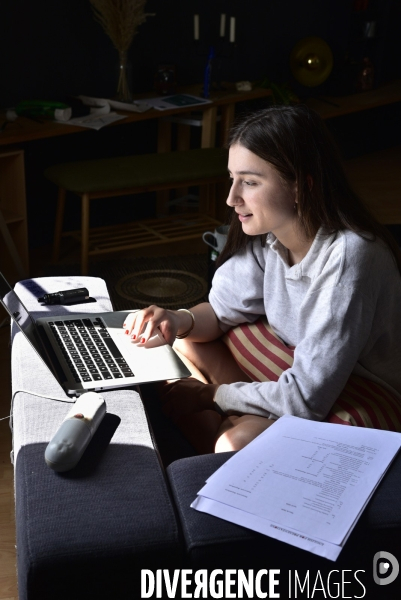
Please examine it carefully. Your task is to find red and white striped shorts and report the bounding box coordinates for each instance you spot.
[222,318,401,431]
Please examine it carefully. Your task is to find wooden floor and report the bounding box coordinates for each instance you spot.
[0,321,16,600]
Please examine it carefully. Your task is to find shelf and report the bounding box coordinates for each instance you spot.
[306,79,401,120]
[62,213,221,257]
[0,150,29,279]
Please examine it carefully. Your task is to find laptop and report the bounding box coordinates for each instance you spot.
[0,272,191,396]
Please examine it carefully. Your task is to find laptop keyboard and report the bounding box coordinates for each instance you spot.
[48,317,134,384]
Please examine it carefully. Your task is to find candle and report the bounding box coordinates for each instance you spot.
[220,13,226,37]
[229,17,235,43]
[194,14,200,40]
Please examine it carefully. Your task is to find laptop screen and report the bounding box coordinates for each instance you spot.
[0,272,35,335]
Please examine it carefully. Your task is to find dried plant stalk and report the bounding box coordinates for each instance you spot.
[89,0,149,52]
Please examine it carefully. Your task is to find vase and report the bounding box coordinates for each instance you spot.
[116,50,133,102]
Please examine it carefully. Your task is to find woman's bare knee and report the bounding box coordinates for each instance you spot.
[174,337,251,385]
[214,415,276,452]
[175,410,223,455]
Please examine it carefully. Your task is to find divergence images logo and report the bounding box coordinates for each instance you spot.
[373,551,399,586]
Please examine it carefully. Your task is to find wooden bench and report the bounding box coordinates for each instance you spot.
[45,147,228,274]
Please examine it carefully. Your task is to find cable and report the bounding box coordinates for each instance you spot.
[4,389,75,425]
[4,390,76,465]
[11,389,73,404]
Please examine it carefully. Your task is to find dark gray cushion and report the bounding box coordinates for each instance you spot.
[167,451,401,598]
[12,276,183,600]
[15,391,183,600]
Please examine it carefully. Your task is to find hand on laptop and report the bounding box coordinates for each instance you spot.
[123,305,187,346]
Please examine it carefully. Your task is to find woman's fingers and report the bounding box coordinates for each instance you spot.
[131,306,157,342]
[123,310,140,334]
[122,308,151,340]
[122,306,179,345]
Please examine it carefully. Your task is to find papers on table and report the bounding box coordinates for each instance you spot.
[61,112,127,131]
[60,94,152,130]
[191,415,401,561]
[142,94,212,111]
[77,95,152,114]
[76,93,210,113]
[60,94,209,128]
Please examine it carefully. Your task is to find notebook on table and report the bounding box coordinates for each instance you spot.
[0,272,190,396]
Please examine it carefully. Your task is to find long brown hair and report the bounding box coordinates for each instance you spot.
[217,104,401,274]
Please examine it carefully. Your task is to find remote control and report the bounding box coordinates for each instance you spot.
[38,287,89,305]
[45,392,106,472]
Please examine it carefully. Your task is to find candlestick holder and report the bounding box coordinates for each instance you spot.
[190,12,237,94]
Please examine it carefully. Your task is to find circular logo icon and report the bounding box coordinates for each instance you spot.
[373,551,399,586]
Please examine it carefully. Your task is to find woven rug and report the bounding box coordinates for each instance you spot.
[46,254,210,311]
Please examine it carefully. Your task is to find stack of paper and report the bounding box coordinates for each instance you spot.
[191,415,401,560]
[60,94,210,128]
[61,112,127,131]
[77,95,151,114]
[60,95,151,130]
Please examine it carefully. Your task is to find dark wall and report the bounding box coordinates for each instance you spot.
[1,0,400,249]
[1,0,399,108]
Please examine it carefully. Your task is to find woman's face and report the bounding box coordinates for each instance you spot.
[227,143,297,238]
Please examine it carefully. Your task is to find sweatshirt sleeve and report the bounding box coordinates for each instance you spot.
[209,243,266,331]
[214,278,376,421]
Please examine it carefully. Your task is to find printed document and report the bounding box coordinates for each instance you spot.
[59,95,151,129]
[191,415,401,560]
[62,112,127,130]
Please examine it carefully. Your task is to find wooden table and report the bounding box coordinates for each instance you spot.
[0,83,272,278]
[0,84,272,150]
[306,79,401,120]
[2,79,400,278]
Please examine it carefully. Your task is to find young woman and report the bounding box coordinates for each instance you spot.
[123,104,401,454]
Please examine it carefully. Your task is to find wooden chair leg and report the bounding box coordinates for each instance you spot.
[176,124,191,200]
[52,187,66,262]
[156,190,170,217]
[201,106,217,148]
[208,183,216,217]
[220,104,235,146]
[0,207,27,279]
[156,120,173,215]
[199,183,212,215]
[200,181,224,217]
[157,120,172,153]
[81,193,90,275]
